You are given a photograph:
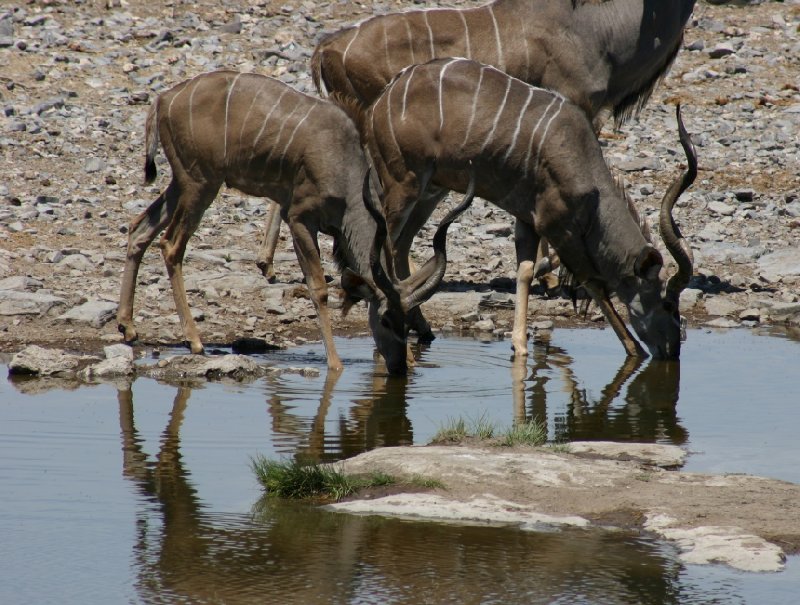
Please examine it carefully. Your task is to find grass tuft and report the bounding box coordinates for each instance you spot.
[500,419,547,447]
[431,413,496,443]
[251,455,397,501]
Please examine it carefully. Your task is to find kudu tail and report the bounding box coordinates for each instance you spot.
[309,43,325,96]
[311,42,362,103]
[143,100,160,184]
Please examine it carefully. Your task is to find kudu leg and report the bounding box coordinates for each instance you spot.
[511,220,540,357]
[117,183,178,344]
[159,184,219,354]
[256,201,282,283]
[287,214,343,372]
[583,282,647,358]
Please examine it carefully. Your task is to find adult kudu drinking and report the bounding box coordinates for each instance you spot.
[116,70,474,374]
[343,58,697,359]
[256,0,695,350]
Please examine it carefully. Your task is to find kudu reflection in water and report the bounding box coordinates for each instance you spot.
[512,340,687,444]
[266,367,412,463]
[118,384,372,603]
[116,383,683,603]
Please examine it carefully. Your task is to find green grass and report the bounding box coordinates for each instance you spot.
[251,455,396,501]
[431,413,496,443]
[431,414,547,447]
[499,419,547,447]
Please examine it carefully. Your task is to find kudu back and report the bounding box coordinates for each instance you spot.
[116,70,471,374]
[351,58,696,359]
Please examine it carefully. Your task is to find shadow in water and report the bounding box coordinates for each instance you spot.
[117,383,687,604]
[513,337,687,445]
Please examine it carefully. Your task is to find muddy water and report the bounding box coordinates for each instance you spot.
[1,328,798,604]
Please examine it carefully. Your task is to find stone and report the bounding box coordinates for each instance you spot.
[0,290,67,316]
[8,345,83,376]
[757,249,800,278]
[58,300,117,327]
[703,297,741,317]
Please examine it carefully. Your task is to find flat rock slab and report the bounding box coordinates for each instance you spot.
[329,445,799,573]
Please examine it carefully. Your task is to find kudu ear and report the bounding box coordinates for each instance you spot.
[634,245,663,281]
[341,268,374,302]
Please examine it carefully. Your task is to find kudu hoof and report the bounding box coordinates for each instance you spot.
[118,323,137,344]
[256,261,277,284]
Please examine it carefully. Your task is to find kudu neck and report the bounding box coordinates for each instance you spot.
[571,0,690,95]
[338,177,379,282]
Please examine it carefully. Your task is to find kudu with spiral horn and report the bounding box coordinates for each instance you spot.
[354,59,696,359]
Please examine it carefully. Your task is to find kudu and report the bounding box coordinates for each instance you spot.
[116,70,473,375]
[311,0,696,125]
[260,0,695,345]
[349,58,697,359]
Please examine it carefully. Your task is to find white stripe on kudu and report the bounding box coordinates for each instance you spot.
[400,64,418,122]
[276,105,315,182]
[438,59,458,130]
[422,11,435,59]
[462,65,486,147]
[187,77,203,150]
[487,5,505,71]
[341,27,360,67]
[239,86,263,150]
[252,88,290,160]
[504,87,535,163]
[523,94,561,177]
[223,73,243,164]
[459,12,471,59]
[404,20,416,65]
[535,96,565,163]
[479,76,512,154]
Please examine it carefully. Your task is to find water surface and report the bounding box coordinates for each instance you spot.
[1,327,798,604]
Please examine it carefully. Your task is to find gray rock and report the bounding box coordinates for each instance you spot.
[8,345,83,376]
[704,317,740,329]
[84,157,105,173]
[104,343,134,360]
[140,353,267,380]
[0,290,67,315]
[757,249,800,277]
[79,355,134,379]
[616,157,664,172]
[0,276,44,291]
[708,43,736,59]
[708,201,735,216]
[704,297,742,317]
[485,223,513,237]
[58,300,117,327]
[473,318,495,332]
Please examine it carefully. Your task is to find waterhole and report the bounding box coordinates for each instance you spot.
[1,327,798,603]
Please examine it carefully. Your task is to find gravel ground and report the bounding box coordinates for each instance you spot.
[1,0,799,356]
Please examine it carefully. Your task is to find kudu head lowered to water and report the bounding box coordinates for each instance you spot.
[353,58,696,360]
[116,70,469,374]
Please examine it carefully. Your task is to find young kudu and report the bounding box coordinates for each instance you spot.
[257,0,695,347]
[116,70,473,374]
[349,58,697,359]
